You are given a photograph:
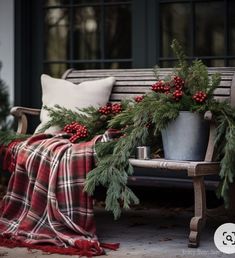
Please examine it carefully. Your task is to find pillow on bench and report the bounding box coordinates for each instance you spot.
[34,74,116,133]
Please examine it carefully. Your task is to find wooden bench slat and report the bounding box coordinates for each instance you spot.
[67,78,234,88]
[67,74,235,80]
[129,158,220,177]
[63,68,235,108]
[110,94,231,102]
[111,86,230,96]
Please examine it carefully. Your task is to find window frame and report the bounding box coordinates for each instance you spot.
[158,0,235,66]
[43,0,133,72]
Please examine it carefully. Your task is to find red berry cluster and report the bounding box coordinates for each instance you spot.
[163,83,171,94]
[99,103,122,115]
[173,90,183,101]
[111,103,122,114]
[173,76,184,90]
[192,91,207,103]
[134,95,144,103]
[151,81,171,93]
[98,103,112,115]
[63,122,88,143]
[151,81,164,92]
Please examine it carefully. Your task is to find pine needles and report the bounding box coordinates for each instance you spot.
[213,103,235,206]
[84,125,149,219]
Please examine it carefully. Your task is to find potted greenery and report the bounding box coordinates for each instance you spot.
[150,40,221,161]
[83,40,235,218]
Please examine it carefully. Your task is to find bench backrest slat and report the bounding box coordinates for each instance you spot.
[62,67,235,107]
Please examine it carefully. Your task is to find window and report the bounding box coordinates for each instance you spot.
[15,0,235,128]
[42,0,235,77]
[159,0,235,67]
[43,0,132,77]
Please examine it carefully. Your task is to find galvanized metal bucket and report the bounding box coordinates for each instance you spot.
[161,111,209,161]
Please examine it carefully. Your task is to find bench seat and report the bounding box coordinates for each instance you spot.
[129,158,220,247]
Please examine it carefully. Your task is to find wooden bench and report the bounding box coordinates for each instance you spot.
[10,67,235,248]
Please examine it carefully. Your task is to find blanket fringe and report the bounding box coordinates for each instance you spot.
[100,242,120,250]
[0,236,119,257]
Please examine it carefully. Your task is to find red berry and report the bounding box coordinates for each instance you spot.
[111,103,122,114]
[151,80,165,93]
[63,122,89,143]
[99,103,112,115]
[134,96,144,103]
[172,90,183,101]
[173,76,184,90]
[192,91,207,103]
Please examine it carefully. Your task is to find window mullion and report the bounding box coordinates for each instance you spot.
[224,0,228,66]
[132,0,147,67]
[190,0,195,59]
[69,0,74,68]
[100,0,105,68]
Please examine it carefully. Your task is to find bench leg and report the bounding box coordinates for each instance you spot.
[188,176,206,248]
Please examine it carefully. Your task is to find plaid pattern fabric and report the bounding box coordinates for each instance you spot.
[0,133,107,256]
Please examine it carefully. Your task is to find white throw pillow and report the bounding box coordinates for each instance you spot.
[34,74,115,133]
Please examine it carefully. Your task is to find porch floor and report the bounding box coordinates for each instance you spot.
[0,205,229,258]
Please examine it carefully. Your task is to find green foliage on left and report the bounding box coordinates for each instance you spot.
[0,131,30,146]
[0,64,11,131]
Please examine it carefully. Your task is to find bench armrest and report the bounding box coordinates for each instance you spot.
[10,106,41,134]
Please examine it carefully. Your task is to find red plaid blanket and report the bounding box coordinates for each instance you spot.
[0,133,118,257]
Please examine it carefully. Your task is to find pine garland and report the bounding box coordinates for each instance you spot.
[212,102,235,205]
[43,40,235,218]
[2,40,235,218]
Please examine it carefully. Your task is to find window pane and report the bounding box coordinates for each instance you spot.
[73,63,101,70]
[160,60,177,68]
[73,6,101,60]
[73,0,101,4]
[44,8,69,61]
[228,60,235,67]
[44,63,69,78]
[104,62,132,69]
[160,3,191,58]
[104,0,131,2]
[104,4,131,59]
[44,0,70,7]
[200,59,225,67]
[229,0,235,55]
[195,1,224,56]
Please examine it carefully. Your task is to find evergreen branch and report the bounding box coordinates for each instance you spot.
[213,104,235,207]
[84,126,149,219]
[186,60,209,94]
[171,39,189,79]
[0,131,30,145]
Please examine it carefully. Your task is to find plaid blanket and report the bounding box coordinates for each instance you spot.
[0,133,118,257]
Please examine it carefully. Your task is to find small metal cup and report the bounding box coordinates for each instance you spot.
[136,146,150,160]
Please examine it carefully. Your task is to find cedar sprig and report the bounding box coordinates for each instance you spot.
[213,103,235,205]
[39,105,112,139]
[84,125,149,219]
[171,39,189,79]
[0,131,30,146]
